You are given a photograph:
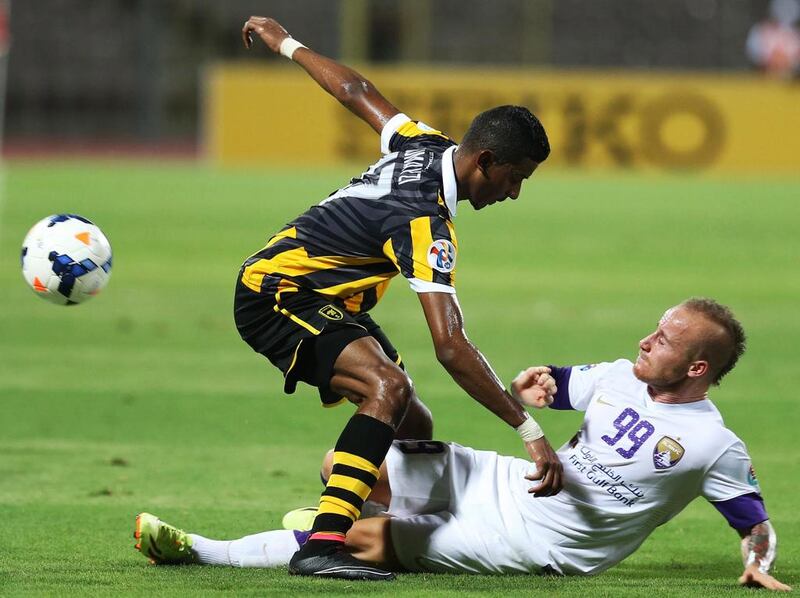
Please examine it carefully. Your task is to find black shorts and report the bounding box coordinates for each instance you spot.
[234,276,402,405]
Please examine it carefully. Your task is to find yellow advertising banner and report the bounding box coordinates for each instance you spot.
[204,64,800,174]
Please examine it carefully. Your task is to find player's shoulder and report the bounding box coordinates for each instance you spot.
[609,358,635,372]
[575,358,635,380]
[568,359,640,404]
[691,405,747,467]
[381,113,456,155]
[700,398,739,437]
[597,359,643,394]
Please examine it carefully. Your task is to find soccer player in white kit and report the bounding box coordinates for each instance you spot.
[134,298,791,591]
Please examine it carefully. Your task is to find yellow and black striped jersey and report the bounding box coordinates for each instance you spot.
[241,113,461,314]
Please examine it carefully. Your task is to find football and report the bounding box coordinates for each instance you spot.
[21,214,113,305]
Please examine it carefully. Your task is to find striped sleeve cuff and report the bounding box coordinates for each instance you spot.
[380,113,411,154]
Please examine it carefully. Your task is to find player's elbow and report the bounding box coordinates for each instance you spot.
[435,345,457,368]
[433,336,466,369]
[336,77,372,108]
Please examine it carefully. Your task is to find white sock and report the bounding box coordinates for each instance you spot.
[190,530,300,568]
[188,535,232,566]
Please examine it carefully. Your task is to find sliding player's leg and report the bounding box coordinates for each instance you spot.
[301,442,515,575]
[134,512,399,570]
[135,512,312,568]
[134,443,514,574]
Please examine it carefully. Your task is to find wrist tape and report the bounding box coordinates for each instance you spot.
[279,37,306,60]
[516,413,544,442]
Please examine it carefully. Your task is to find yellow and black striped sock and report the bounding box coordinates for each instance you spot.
[309,413,394,543]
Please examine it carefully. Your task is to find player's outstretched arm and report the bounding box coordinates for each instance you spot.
[242,16,400,134]
[418,292,563,497]
[737,520,792,591]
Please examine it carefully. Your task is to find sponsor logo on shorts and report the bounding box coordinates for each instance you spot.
[318,305,344,321]
[653,436,685,469]
[579,364,597,371]
[427,239,456,273]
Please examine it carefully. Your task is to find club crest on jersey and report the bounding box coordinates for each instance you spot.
[427,239,456,273]
[653,436,685,469]
[318,305,344,321]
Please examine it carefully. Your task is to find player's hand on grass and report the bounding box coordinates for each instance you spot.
[242,16,290,52]
[511,366,557,409]
[524,437,563,497]
[738,565,792,591]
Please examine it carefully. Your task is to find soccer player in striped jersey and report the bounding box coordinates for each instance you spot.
[233,16,560,580]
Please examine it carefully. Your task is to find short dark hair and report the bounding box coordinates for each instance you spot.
[460,105,550,164]
[681,298,746,385]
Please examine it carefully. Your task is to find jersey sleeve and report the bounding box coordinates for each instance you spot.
[380,113,454,155]
[703,439,763,501]
[548,362,617,411]
[382,215,457,293]
[704,439,768,529]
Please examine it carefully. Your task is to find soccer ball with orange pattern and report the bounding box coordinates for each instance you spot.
[21,214,112,305]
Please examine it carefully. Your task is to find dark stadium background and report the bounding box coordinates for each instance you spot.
[4,0,784,148]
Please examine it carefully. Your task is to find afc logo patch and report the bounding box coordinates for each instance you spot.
[427,239,456,273]
[318,305,344,321]
[653,436,685,469]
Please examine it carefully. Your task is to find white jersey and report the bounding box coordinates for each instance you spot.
[515,359,760,574]
[387,359,763,576]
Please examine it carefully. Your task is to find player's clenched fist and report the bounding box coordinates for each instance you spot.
[242,16,290,52]
[511,366,557,409]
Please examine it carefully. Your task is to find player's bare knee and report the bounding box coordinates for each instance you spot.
[375,365,413,413]
[356,364,413,427]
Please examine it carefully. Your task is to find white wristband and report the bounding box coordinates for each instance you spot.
[279,37,306,60]
[515,413,544,442]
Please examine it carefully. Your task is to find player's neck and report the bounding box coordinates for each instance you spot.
[647,385,709,404]
[452,147,472,200]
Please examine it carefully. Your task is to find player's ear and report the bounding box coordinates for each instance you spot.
[687,360,709,379]
[475,150,496,178]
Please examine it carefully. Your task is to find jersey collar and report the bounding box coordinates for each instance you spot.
[642,385,715,413]
[441,145,458,218]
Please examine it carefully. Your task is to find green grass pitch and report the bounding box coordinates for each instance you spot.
[0,160,797,596]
